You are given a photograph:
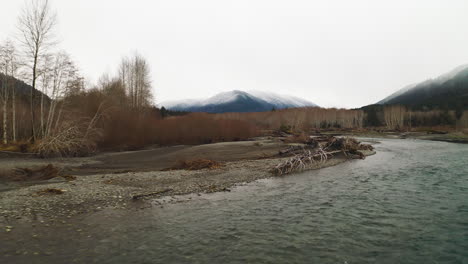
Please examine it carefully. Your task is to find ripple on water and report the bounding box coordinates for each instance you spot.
[1,139,468,264]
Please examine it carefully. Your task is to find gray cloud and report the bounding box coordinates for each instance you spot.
[1,0,468,108]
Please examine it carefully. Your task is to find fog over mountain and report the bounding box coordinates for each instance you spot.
[161,90,317,113]
[377,64,468,110]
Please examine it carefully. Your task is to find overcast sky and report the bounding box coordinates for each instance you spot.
[1,0,468,108]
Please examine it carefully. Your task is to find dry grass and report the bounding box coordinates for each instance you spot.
[283,133,313,144]
[166,159,224,171]
[61,175,77,181]
[0,142,32,153]
[36,188,65,195]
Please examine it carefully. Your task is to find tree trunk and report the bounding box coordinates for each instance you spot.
[12,87,16,142]
[31,53,38,142]
[40,92,44,137]
[2,99,7,145]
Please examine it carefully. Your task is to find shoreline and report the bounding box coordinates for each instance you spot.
[0,137,375,224]
[346,131,468,144]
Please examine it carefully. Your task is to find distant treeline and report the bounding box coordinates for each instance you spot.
[215,107,364,131]
[362,104,468,130]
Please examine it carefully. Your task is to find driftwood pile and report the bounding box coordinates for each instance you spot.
[272,136,373,176]
[0,164,75,182]
[0,164,60,181]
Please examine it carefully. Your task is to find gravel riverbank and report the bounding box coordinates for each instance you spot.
[0,137,376,227]
[0,151,375,225]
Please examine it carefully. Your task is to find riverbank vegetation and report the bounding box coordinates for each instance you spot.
[1,0,466,158]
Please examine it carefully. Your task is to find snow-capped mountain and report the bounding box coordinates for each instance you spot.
[161,90,317,113]
[378,64,468,106]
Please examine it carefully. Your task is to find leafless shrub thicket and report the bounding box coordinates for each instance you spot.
[216,107,364,132]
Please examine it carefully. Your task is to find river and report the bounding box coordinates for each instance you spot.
[1,138,468,263]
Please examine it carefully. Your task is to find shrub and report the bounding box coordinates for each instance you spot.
[167,159,224,170]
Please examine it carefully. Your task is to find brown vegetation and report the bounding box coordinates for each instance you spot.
[217,107,364,132]
[36,188,64,195]
[0,164,59,181]
[283,133,318,146]
[166,159,224,171]
[154,113,258,146]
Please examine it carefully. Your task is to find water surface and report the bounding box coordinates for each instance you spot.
[2,139,468,263]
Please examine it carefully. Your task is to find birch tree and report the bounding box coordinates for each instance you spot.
[0,45,9,144]
[17,0,57,141]
[118,53,152,109]
[40,52,78,138]
[0,40,20,144]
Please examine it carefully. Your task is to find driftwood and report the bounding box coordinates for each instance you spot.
[273,136,374,176]
[273,148,341,175]
[132,188,173,200]
[279,145,315,156]
[10,164,60,181]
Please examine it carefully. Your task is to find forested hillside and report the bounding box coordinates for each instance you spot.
[379,65,468,111]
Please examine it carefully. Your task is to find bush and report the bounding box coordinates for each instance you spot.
[33,120,101,157]
[96,110,258,150]
[152,113,259,146]
[167,159,224,170]
[279,124,292,134]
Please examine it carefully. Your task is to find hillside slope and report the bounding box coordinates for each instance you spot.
[378,65,468,110]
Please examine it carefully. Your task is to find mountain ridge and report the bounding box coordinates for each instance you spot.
[377,64,468,110]
[161,90,317,113]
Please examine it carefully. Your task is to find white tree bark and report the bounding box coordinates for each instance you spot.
[118,52,153,110]
[17,0,57,141]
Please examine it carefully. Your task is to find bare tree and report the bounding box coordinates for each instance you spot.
[0,44,9,144]
[118,52,152,109]
[0,40,20,144]
[384,105,406,130]
[40,51,79,138]
[17,0,57,141]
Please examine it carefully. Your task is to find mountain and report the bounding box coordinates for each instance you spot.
[378,64,468,110]
[0,73,47,102]
[161,90,317,113]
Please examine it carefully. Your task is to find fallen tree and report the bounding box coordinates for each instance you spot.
[272,136,374,176]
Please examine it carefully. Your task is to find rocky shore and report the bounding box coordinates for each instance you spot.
[0,138,375,225]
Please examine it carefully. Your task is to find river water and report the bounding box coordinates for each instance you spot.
[2,139,468,263]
